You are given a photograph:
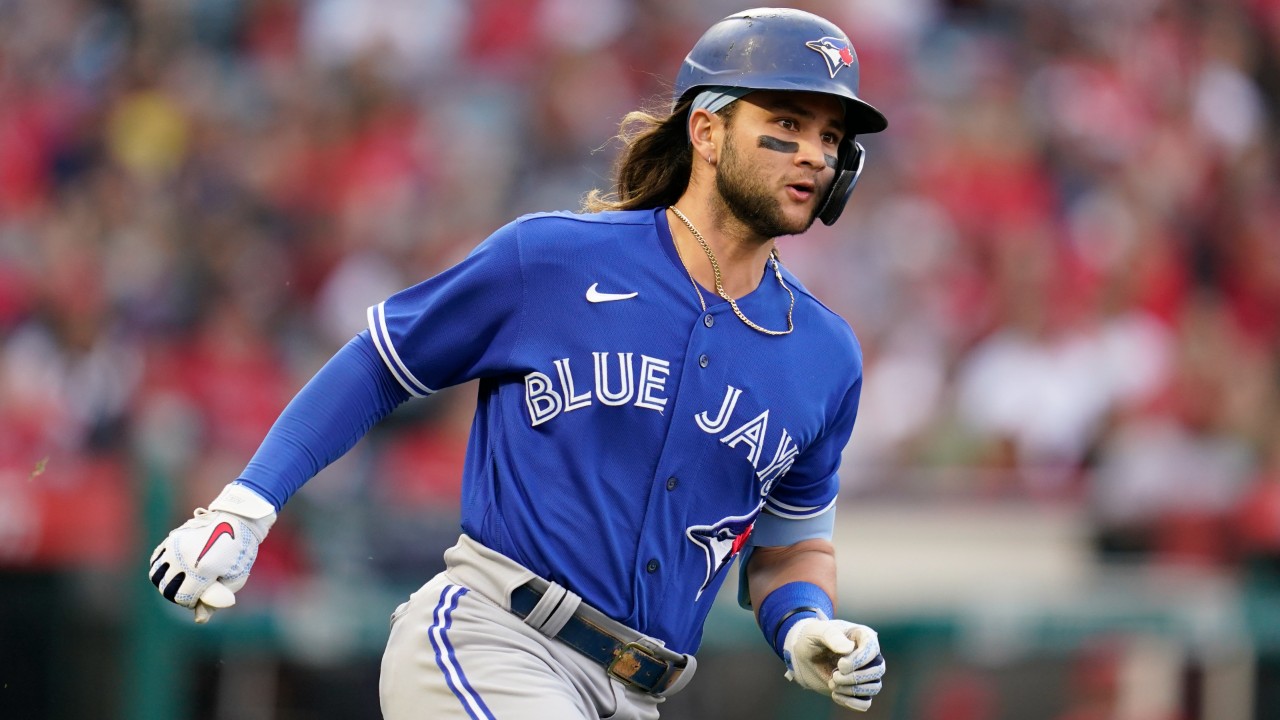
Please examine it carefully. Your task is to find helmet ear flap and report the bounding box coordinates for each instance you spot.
[817,140,865,226]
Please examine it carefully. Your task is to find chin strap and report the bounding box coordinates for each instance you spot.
[817,140,866,226]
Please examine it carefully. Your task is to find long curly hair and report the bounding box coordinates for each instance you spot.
[583,98,736,213]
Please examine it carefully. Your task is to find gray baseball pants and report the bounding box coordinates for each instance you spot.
[379,535,696,719]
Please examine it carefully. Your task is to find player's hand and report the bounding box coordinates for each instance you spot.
[783,618,884,712]
[147,484,277,624]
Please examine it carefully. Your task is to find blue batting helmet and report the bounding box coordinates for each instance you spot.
[673,8,887,225]
[673,7,887,135]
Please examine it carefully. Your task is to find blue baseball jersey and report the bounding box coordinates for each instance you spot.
[367,207,862,654]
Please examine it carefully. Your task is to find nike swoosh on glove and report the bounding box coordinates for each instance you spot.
[783,618,885,712]
[148,484,276,623]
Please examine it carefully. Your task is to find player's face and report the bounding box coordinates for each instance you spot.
[715,91,845,238]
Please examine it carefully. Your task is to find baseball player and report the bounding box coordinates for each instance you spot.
[148,8,888,719]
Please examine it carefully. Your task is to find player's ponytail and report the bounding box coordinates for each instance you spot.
[582,98,698,214]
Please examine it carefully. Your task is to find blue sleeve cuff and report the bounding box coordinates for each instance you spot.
[751,505,836,546]
[236,330,410,510]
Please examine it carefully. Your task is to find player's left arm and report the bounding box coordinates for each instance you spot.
[746,536,837,613]
[743,365,883,711]
[747,538,885,712]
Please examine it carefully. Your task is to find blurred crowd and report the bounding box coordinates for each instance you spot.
[1,0,1279,590]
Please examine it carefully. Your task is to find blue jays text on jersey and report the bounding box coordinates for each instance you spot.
[366,207,863,654]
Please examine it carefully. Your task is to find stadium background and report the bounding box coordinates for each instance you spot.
[2,0,1280,717]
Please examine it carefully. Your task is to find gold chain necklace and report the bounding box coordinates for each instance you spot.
[671,224,710,312]
[669,206,794,336]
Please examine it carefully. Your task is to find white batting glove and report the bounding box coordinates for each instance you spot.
[148,484,277,623]
[783,618,885,712]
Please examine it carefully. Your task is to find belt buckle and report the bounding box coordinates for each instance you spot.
[607,641,677,694]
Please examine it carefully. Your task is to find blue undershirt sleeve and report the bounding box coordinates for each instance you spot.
[235,330,411,511]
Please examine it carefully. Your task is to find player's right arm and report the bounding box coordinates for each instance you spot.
[147,219,527,622]
[147,331,411,621]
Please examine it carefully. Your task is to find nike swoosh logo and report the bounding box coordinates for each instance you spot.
[197,522,236,564]
[586,283,638,303]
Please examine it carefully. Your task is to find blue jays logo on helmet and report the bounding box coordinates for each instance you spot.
[686,507,761,601]
[806,37,856,79]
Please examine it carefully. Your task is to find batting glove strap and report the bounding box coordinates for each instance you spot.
[207,483,277,540]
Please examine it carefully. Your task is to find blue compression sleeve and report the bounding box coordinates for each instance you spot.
[235,330,410,510]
